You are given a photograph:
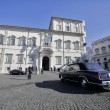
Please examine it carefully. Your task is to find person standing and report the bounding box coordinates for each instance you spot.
[25,68,27,76]
[28,67,32,80]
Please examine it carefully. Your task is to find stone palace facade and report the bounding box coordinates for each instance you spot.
[92,36,110,71]
[0,17,86,74]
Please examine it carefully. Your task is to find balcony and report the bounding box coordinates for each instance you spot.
[39,46,53,54]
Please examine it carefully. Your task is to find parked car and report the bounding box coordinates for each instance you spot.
[10,69,25,75]
[59,62,110,89]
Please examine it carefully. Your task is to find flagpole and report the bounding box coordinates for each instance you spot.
[62,18,64,65]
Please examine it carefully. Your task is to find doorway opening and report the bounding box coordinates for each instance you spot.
[42,56,49,71]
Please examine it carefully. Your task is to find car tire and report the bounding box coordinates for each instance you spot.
[80,78,88,89]
[60,75,64,82]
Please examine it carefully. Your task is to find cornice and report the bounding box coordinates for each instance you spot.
[49,16,84,30]
[91,36,110,45]
[92,52,110,58]
[0,25,84,36]
[51,16,83,23]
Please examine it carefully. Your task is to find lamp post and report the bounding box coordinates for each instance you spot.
[80,43,87,62]
[62,18,65,65]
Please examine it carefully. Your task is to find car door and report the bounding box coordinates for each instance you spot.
[69,64,80,81]
[63,65,71,79]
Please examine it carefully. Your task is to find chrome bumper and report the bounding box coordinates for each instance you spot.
[102,81,110,87]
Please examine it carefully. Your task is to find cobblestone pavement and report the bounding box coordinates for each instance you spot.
[0,71,110,110]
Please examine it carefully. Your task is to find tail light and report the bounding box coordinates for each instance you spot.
[98,73,103,80]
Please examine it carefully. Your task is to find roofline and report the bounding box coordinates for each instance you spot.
[0,25,48,32]
[0,25,84,36]
[51,16,83,22]
[49,16,84,30]
[91,35,110,45]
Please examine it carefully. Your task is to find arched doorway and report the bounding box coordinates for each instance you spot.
[42,56,49,71]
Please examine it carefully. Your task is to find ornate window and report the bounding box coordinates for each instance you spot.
[56,22,62,31]
[27,37,36,46]
[73,41,79,50]
[65,40,71,49]
[101,46,106,54]
[65,23,70,31]
[18,36,26,46]
[0,34,4,45]
[5,54,13,64]
[32,37,36,46]
[95,48,100,55]
[27,38,31,46]
[56,56,62,65]
[7,35,16,45]
[43,34,51,47]
[56,39,62,49]
[73,23,79,33]
[17,54,24,63]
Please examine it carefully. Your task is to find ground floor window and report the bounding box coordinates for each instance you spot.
[19,67,22,70]
[17,54,24,63]
[56,56,62,65]
[5,54,13,64]
[28,57,33,63]
[65,56,71,64]
[7,67,10,71]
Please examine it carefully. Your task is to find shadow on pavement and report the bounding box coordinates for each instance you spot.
[35,80,110,94]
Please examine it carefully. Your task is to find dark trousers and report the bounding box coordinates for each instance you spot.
[28,74,31,79]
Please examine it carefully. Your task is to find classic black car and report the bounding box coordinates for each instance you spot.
[59,62,110,88]
[10,69,25,75]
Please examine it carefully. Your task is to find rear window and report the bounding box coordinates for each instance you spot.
[85,63,104,70]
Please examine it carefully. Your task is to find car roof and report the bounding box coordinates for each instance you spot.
[67,62,98,66]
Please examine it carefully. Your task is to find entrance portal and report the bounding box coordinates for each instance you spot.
[42,56,49,71]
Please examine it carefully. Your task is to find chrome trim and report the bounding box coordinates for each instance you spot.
[62,78,79,82]
[89,81,110,87]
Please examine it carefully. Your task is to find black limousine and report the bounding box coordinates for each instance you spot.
[59,62,110,88]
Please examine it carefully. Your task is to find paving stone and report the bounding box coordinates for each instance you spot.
[0,71,109,110]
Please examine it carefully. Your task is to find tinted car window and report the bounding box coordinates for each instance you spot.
[85,63,104,70]
[60,65,67,72]
[61,65,67,70]
[72,65,80,71]
[66,65,80,72]
[65,66,70,71]
[78,63,87,70]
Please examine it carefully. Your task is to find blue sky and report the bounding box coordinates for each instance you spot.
[0,0,110,46]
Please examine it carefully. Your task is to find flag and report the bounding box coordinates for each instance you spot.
[48,36,52,42]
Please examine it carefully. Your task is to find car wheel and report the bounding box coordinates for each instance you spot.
[80,78,88,89]
[60,75,64,82]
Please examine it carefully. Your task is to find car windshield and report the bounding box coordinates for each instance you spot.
[85,63,104,70]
